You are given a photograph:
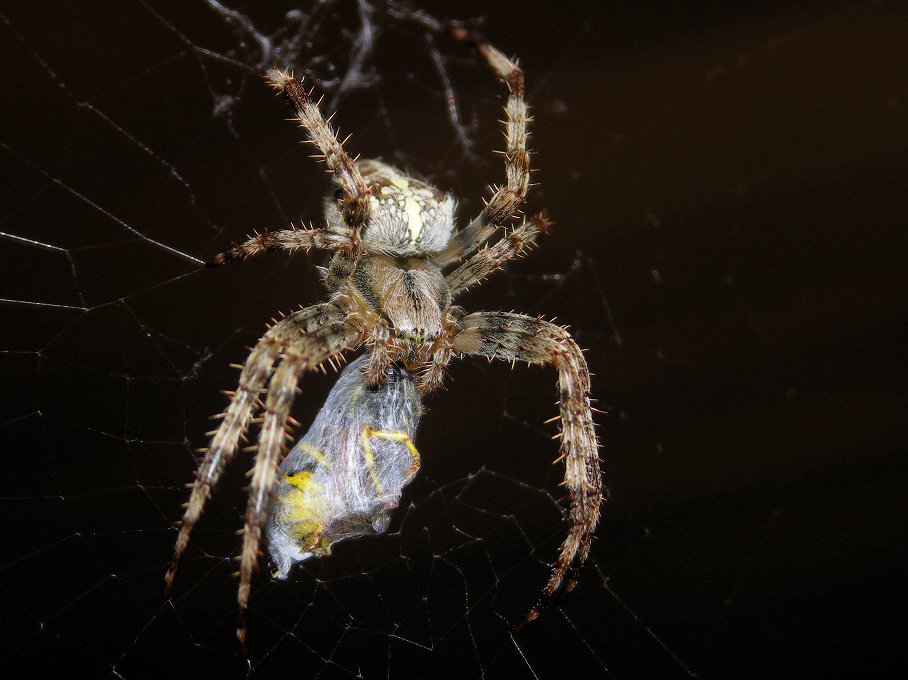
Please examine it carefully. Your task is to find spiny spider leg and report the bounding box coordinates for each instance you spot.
[452,312,603,630]
[236,316,355,652]
[208,69,373,267]
[267,68,372,247]
[431,211,500,268]
[207,224,357,266]
[446,211,549,299]
[169,22,599,651]
[433,28,531,267]
[164,303,347,595]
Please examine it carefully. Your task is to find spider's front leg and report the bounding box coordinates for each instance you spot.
[165,303,346,594]
[236,313,358,652]
[452,311,603,629]
[163,305,354,604]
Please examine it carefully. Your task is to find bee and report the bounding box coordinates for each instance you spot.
[267,354,422,578]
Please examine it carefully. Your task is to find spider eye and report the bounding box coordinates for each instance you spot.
[333,188,345,202]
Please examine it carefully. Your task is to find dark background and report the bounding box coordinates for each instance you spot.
[1,1,906,678]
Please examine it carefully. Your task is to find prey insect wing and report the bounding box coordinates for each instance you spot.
[267,355,423,577]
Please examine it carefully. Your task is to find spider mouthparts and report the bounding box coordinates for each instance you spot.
[206,253,228,267]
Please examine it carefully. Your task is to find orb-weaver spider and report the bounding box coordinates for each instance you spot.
[164,30,602,651]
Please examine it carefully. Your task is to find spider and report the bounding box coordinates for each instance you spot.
[164,31,602,651]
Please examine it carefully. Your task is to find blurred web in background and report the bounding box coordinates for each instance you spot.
[2,1,906,678]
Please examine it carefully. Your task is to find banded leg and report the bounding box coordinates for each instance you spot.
[207,224,357,266]
[163,303,347,595]
[363,319,395,387]
[452,312,602,630]
[266,69,372,240]
[434,30,531,267]
[236,318,356,652]
[446,212,549,299]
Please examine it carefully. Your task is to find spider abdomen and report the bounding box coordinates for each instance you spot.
[325,160,456,257]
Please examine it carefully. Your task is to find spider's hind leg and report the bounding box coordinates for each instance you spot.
[207,224,357,266]
[433,31,530,268]
[451,311,603,629]
[266,69,373,239]
[445,211,550,299]
[207,68,378,268]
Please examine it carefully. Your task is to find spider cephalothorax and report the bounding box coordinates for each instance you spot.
[165,32,602,652]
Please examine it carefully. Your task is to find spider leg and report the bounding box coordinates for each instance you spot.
[362,318,396,387]
[266,69,372,243]
[431,212,500,268]
[452,311,602,630]
[163,303,348,595]
[433,31,530,267]
[236,317,357,653]
[207,224,357,266]
[446,211,549,299]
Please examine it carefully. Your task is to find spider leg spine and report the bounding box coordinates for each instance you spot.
[452,311,602,631]
[236,317,357,651]
[163,337,281,595]
[163,303,348,598]
[433,34,530,267]
[446,212,546,298]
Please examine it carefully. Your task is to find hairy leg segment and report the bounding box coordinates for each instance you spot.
[453,311,603,629]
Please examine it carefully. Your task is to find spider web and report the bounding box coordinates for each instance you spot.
[2,1,907,678]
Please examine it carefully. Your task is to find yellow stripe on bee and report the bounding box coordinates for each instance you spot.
[281,471,331,552]
[295,443,331,469]
[285,470,315,492]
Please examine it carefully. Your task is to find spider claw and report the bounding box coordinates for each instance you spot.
[513,606,542,634]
